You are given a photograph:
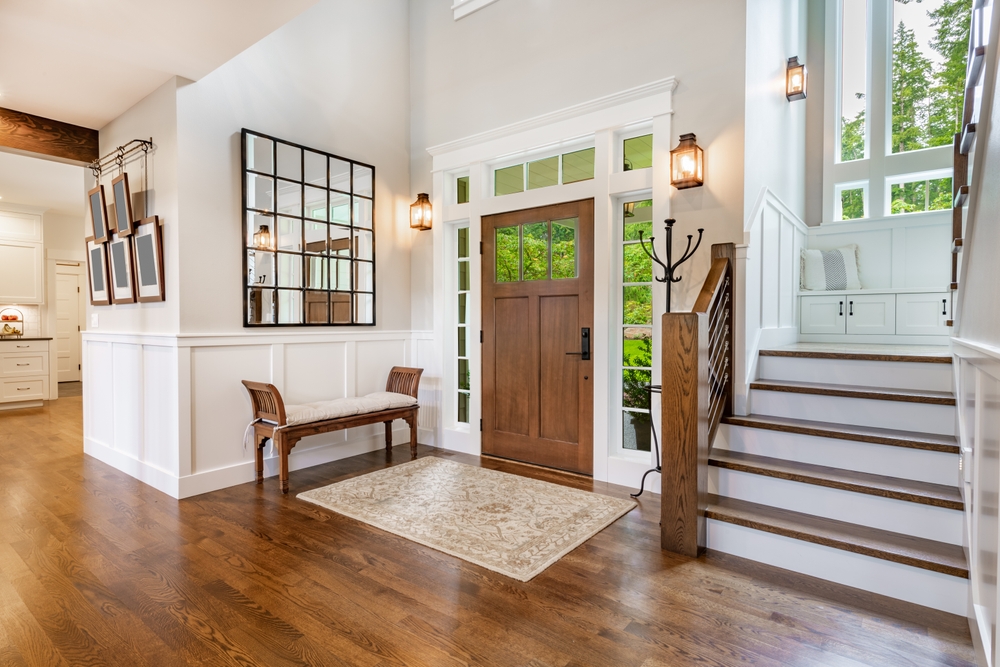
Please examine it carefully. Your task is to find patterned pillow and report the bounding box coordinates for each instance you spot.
[801,245,862,291]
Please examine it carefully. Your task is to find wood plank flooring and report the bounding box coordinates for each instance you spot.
[0,397,977,666]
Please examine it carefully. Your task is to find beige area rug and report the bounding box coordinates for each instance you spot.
[298,457,636,581]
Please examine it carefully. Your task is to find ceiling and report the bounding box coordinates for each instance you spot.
[0,151,85,216]
[0,0,318,129]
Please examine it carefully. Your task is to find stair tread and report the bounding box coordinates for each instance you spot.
[721,414,959,453]
[760,346,951,364]
[709,450,963,509]
[749,379,956,405]
[706,494,968,578]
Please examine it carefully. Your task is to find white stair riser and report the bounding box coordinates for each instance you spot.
[709,467,963,545]
[706,520,968,616]
[716,424,960,487]
[750,390,955,436]
[759,356,953,393]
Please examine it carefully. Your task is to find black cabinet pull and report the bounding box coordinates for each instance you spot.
[839,301,844,316]
[942,299,947,315]
[849,301,854,316]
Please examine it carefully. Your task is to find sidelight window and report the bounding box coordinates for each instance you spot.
[457,226,470,423]
[621,198,653,452]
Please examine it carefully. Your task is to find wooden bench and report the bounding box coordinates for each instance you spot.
[242,366,423,493]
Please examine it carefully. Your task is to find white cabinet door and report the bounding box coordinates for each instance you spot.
[800,295,847,334]
[0,240,44,303]
[846,294,896,334]
[896,292,950,335]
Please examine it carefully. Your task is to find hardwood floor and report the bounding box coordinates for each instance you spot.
[0,396,977,666]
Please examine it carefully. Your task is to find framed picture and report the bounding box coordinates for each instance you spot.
[111,173,134,236]
[108,236,136,304]
[87,185,109,243]
[86,240,110,306]
[133,216,165,302]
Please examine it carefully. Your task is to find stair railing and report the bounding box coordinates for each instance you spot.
[660,243,735,557]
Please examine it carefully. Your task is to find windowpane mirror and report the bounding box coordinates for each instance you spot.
[243,130,375,326]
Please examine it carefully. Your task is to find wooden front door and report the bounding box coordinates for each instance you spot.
[482,199,594,475]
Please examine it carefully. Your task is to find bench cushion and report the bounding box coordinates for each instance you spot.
[283,392,418,426]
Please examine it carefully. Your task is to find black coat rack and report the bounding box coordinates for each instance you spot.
[638,218,704,313]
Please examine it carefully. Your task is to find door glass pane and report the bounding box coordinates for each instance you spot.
[623,286,652,326]
[623,411,652,452]
[622,369,652,408]
[457,176,470,204]
[458,359,470,390]
[495,164,524,196]
[623,134,653,171]
[551,218,577,279]
[522,222,549,281]
[623,327,652,367]
[890,175,952,214]
[562,148,595,184]
[841,0,868,161]
[892,0,967,153]
[495,226,519,282]
[624,200,653,240]
[527,156,559,190]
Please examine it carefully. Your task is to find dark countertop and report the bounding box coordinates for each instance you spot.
[0,337,52,341]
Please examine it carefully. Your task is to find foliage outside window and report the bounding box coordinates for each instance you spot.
[493,147,595,196]
[495,219,577,283]
[840,0,868,162]
[839,186,866,220]
[242,129,374,326]
[622,199,653,452]
[890,175,952,214]
[457,227,470,423]
[891,0,970,154]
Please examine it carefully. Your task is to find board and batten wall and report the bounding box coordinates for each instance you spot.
[82,0,435,499]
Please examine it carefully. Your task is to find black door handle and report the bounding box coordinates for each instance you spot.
[566,327,590,361]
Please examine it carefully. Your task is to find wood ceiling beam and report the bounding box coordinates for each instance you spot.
[0,106,98,166]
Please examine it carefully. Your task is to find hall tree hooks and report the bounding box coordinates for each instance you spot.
[638,218,704,313]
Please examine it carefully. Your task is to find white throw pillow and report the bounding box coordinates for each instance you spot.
[801,245,862,291]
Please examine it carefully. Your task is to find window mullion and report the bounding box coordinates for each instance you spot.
[868,0,891,217]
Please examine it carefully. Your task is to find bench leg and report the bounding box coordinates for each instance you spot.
[276,434,290,494]
[255,435,267,483]
[406,411,418,459]
[384,420,393,454]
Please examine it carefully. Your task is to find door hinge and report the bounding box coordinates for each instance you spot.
[78,364,81,370]
[77,326,80,331]
[77,286,80,293]
[480,419,483,432]
[479,241,483,255]
[480,330,483,343]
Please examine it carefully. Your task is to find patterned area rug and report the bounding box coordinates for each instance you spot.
[298,457,636,581]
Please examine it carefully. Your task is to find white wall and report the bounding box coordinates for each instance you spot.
[42,212,85,258]
[744,0,808,221]
[175,0,412,334]
[409,0,749,322]
[89,77,181,334]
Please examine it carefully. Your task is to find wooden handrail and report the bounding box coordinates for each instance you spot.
[660,243,735,558]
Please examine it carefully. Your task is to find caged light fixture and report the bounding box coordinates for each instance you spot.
[410,193,433,230]
[786,56,807,101]
[670,133,704,190]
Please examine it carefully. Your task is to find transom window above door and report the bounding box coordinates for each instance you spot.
[495,218,578,282]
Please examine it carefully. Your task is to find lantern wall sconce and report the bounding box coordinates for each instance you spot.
[252,224,272,250]
[670,133,704,190]
[410,193,433,230]
[786,56,807,101]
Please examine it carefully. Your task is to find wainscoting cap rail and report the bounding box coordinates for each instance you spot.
[426,77,678,157]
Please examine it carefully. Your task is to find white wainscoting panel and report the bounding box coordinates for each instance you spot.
[82,331,437,499]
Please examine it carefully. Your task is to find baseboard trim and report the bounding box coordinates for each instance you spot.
[85,425,415,499]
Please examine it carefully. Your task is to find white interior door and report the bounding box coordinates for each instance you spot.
[56,271,82,382]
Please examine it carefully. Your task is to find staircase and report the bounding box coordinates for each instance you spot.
[706,345,967,615]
